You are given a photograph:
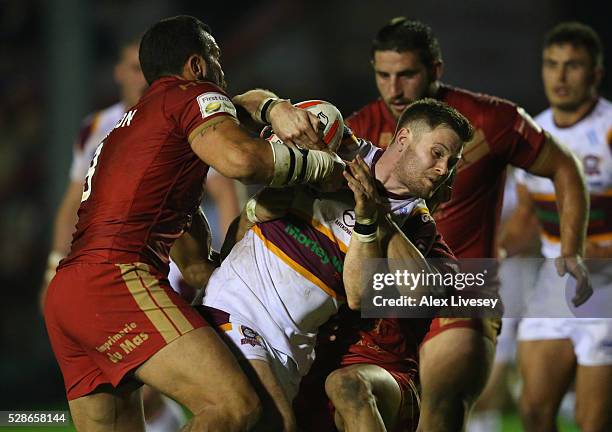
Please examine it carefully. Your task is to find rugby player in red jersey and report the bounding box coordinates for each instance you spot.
[326,17,590,431]
[43,15,346,431]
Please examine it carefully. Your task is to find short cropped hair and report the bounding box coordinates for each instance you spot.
[139,15,212,85]
[397,98,474,144]
[371,17,442,69]
[544,22,603,68]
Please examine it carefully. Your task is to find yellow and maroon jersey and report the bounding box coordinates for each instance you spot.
[347,84,546,258]
[62,77,237,274]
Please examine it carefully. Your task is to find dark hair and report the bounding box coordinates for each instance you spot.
[371,17,442,68]
[397,98,474,144]
[139,15,213,85]
[544,22,603,68]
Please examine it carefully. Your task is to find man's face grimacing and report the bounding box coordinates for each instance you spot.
[542,43,600,111]
[395,124,462,199]
[373,50,434,119]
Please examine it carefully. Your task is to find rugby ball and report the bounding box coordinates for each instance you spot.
[264,100,344,152]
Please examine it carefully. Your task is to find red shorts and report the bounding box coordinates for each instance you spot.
[338,345,420,431]
[422,317,501,346]
[44,262,207,400]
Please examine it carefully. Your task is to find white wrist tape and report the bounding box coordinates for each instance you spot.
[352,231,378,243]
[269,142,343,187]
[245,197,261,224]
[355,211,378,226]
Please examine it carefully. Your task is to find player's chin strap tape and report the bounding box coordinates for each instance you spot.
[268,141,343,187]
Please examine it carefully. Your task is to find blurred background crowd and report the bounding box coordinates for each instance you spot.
[0,0,609,412]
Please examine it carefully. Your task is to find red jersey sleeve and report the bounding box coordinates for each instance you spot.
[165,81,238,142]
[484,100,546,170]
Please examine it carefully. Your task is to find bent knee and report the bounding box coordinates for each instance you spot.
[325,367,374,407]
[231,389,262,429]
[193,387,261,430]
[519,395,557,429]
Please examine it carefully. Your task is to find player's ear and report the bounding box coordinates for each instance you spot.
[395,127,410,152]
[184,54,206,80]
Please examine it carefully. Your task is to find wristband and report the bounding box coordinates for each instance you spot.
[254,97,274,124]
[245,197,261,224]
[254,97,290,124]
[353,221,377,235]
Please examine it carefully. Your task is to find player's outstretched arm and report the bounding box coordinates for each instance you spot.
[189,117,345,189]
[526,133,592,306]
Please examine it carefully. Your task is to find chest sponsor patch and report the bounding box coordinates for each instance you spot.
[196,92,237,119]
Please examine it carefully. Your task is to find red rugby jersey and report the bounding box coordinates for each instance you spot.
[341,213,456,369]
[63,77,236,273]
[347,84,546,258]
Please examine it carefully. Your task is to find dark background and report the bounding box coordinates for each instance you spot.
[1,0,609,407]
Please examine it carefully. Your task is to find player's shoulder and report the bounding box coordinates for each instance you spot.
[74,102,123,150]
[439,84,518,120]
[165,78,226,98]
[593,97,612,118]
[534,107,553,126]
[347,98,386,123]
[152,77,228,106]
[154,78,234,122]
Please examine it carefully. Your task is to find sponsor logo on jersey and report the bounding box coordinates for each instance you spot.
[204,101,222,114]
[342,210,355,227]
[239,325,263,347]
[285,223,344,273]
[196,92,237,119]
[583,154,601,176]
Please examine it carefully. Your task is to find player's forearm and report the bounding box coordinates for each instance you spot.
[170,209,215,288]
[344,231,384,310]
[554,154,589,257]
[233,89,280,124]
[382,217,433,294]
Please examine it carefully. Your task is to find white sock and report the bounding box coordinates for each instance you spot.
[145,396,187,432]
[466,410,502,432]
